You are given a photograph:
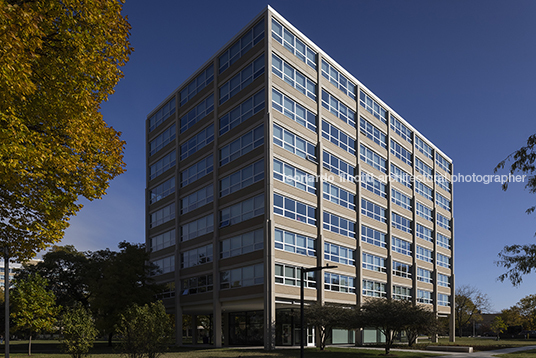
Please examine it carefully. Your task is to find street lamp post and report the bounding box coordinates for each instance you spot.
[3,247,8,358]
[300,264,337,358]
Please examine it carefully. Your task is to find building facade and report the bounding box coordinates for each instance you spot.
[146,6,455,348]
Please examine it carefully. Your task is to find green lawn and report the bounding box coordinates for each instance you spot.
[411,337,536,352]
[496,349,536,358]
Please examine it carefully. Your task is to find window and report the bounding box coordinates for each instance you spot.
[181,214,214,242]
[272,88,316,132]
[438,294,450,307]
[322,120,356,155]
[321,59,356,99]
[391,188,412,211]
[360,145,387,173]
[416,202,433,221]
[361,198,386,223]
[415,136,433,159]
[417,268,433,283]
[180,124,214,160]
[219,56,265,104]
[180,94,214,133]
[392,212,412,233]
[152,256,174,275]
[150,124,176,156]
[438,273,450,287]
[361,172,387,198]
[274,159,316,194]
[275,228,315,256]
[180,155,213,187]
[180,184,213,214]
[325,243,355,265]
[219,19,264,73]
[273,54,317,100]
[323,151,355,181]
[271,19,317,69]
[273,124,316,161]
[274,193,316,225]
[321,90,356,128]
[150,229,175,251]
[437,253,451,268]
[362,279,386,297]
[359,91,387,123]
[220,160,264,197]
[362,252,386,272]
[390,116,412,144]
[149,98,176,132]
[393,285,412,300]
[323,212,356,238]
[220,264,264,289]
[180,65,214,106]
[181,244,213,268]
[149,177,175,204]
[392,237,412,256]
[437,233,451,249]
[393,261,411,278]
[390,139,412,166]
[323,181,355,210]
[325,272,356,293]
[437,213,451,230]
[436,174,451,193]
[415,158,433,180]
[220,125,264,166]
[360,117,386,148]
[391,164,412,189]
[181,274,213,295]
[220,194,264,227]
[150,151,176,180]
[417,290,433,304]
[436,153,451,173]
[157,282,175,300]
[416,223,433,242]
[415,180,433,201]
[219,89,265,136]
[361,225,386,248]
[275,263,316,287]
[149,203,175,228]
[221,229,263,258]
[436,193,451,212]
[416,246,433,263]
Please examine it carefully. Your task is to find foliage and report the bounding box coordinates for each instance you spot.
[116,301,173,358]
[516,294,536,330]
[495,134,536,286]
[303,304,349,350]
[455,285,491,336]
[87,242,162,346]
[18,245,89,309]
[490,317,508,340]
[11,273,60,355]
[0,0,131,261]
[403,304,437,347]
[500,306,524,328]
[61,303,98,358]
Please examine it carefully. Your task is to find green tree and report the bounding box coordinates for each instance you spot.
[87,242,162,346]
[402,303,437,347]
[303,304,349,350]
[495,134,536,285]
[490,317,508,340]
[116,301,173,358]
[455,285,491,336]
[0,0,131,261]
[516,294,536,330]
[500,306,524,329]
[61,303,98,358]
[11,273,60,355]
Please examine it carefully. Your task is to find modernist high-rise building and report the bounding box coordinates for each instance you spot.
[146,6,454,348]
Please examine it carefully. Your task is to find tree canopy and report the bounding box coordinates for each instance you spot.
[495,134,536,285]
[0,0,131,261]
[455,285,491,337]
[303,304,349,350]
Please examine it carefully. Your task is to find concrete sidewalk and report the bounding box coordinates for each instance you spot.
[432,345,536,358]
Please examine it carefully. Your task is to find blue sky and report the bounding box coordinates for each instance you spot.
[59,0,536,312]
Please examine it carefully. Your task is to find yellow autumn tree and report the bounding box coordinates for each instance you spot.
[0,0,132,260]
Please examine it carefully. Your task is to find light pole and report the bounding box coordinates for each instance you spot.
[3,247,8,358]
[300,264,337,358]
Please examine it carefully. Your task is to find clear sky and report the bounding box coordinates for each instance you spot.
[58,0,536,312]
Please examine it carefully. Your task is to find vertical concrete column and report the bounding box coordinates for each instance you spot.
[175,305,183,346]
[192,315,198,345]
[213,301,222,347]
[223,312,230,346]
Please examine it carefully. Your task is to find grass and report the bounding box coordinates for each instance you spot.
[410,337,536,352]
[496,349,536,358]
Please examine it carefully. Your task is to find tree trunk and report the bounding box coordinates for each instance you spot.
[108,332,113,347]
[28,334,32,356]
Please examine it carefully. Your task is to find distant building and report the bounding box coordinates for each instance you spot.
[0,258,41,287]
[146,5,454,348]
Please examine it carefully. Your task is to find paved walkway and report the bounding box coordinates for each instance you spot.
[334,344,536,357]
